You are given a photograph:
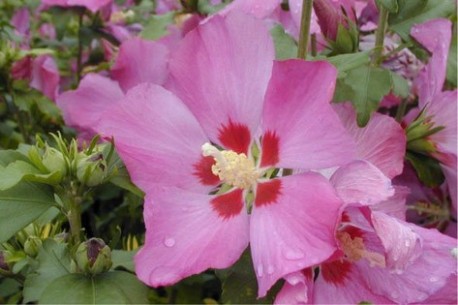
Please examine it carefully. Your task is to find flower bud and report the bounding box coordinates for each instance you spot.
[74,238,112,275]
[76,153,107,187]
[24,236,42,257]
[42,147,67,176]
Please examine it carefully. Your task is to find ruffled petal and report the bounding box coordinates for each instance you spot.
[261,60,355,169]
[370,185,410,220]
[135,186,249,286]
[274,270,314,305]
[333,102,406,179]
[96,83,212,192]
[250,173,343,296]
[30,55,60,101]
[111,38,169,92]
[411,18,452,106]
[169,12,274,143]
[330,160,394,206]
[219,0,282,19]
[57,73,124,134]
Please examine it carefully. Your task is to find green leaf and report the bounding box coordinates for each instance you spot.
[326,51,371,75]
[140,12,175,40]
[406,152,445,187]
[0,150,29,166]
[389,0,456,41]
[0,182,55,242]
[270,24,298,60]
[376,0,399,13]
[333,65,392,126]
[389,71,410,98]
[39,271,150,304]
[111,250,137,272]
[0,161,62,191]
[217,250,281,304]
[23,239,72,303]
[446,21,457,87]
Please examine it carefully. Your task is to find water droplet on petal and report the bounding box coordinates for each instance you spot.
[256,264,264,277]
[429,276,439,283]
[267,265,275,275]
[284,249,305,260]
[163,237,175,247]
[404,240,411,247]
[390,292,399,299]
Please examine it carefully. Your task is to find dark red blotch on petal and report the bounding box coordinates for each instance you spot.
[260,130,280,167]
[255,179,282,207]
[211,189,244,219]
[193,156,220,186]
[218,120,251,154]
[321,259,352,285]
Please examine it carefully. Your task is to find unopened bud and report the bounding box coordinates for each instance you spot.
[76,153,107,187]
[42,147,67,176]
[24,236,42,257]
[75,238,112,275]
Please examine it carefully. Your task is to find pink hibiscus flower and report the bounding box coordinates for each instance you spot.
[96,12,356,297]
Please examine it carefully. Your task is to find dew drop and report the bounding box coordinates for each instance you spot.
[267,265,275,275]
[163,237,175,247]
[404,240,411,247]
[257,264,264,277]
[284,249,305,260]
[390,292,399,299]
[429,276,439,283]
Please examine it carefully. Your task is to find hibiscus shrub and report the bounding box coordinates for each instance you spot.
[0,0,456,304]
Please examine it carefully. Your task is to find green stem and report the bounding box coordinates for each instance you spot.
[395,99,407,122]
[372,6,389,65]
[76,12,84,84]
[61,184,83,245]
[311,33,317,57]
[297,0,314,59]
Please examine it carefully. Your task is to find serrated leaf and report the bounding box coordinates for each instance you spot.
[23,239,72,303]
[376,0,399,13]
[39,271,150,304]
[270,24,298,60]
[0,182,54,242]
[389,0,456,41]
[333,65,392,126]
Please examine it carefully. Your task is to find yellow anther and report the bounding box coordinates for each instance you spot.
[338,232,386,268]
[202,143,258,189]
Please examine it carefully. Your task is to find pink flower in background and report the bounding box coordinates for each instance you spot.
[97,12,356,297]
[41,0,113,13]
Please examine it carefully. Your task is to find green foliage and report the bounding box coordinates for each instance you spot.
[140,12,175,40]
[39,272,150,304]
[446,21,457,87]
[271,25,298,60]
[406,152,445,187]
[389,0,456,42]
[0,182,54,242]
[333,65,409,126]
[375,0,399,13]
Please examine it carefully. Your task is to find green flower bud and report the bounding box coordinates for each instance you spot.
[42,147,67,176]
[76,153,107,187]
[74,238,112,275]
[24,236,42,257]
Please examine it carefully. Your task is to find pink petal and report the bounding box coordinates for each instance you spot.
[169,12,274,143]
[11,8,30,36]
[111,38,169,92]
[30,55,60,101]
[418,274,457,304]
[135,187,249,286]
[411,19,452,106]
[275,270,314,305]
[370,211,421,272]
[219,0,282,19]
[250,173,343,297]
[96,83,211,193]
[288,0,321,35]
[440,155,457,212]
[57,73,124,134]
[370,185,410,220]
[330,160,395,206]
[261,60,355,169]
[358,224,457,303]
[333,102,406,179]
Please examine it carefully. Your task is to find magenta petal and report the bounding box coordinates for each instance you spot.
[370,211,421,272]
[411,19,452,106]
[111,38,169,92]
[334,103,406,179]
[96,83,210,192]
[262,60,355,169]
[30,55,60,101]
[219,0,282,19]
[250,173,342,297]
[135,187,249,286]
[57,73,124,134]
[330,160,395,206]
[275,271,314,305]
[170,12,274,142]
[371,185,410,220]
